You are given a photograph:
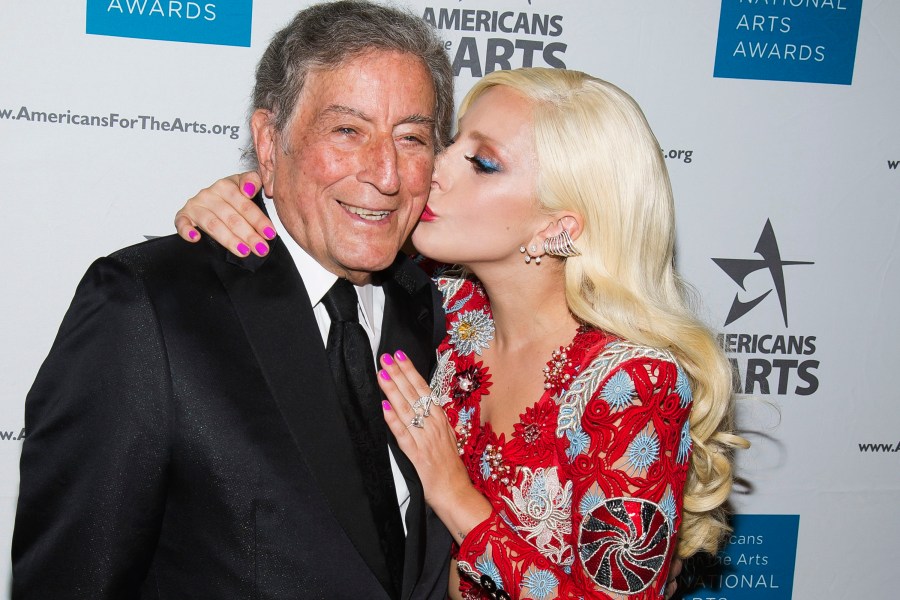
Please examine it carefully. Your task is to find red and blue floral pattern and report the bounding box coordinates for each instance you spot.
[436,276,693,599]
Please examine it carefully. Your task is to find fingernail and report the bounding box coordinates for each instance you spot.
[379,369,391,381]
[188,230,198,240]
[237,243,250,256]
[243,182,256,197]
[381,353,394,366]
[395,350,407,361]
[382,400,392,411]
[255,242,269,256]
[263,226,277,240]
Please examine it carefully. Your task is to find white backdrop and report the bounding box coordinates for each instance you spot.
[1,1,897,598]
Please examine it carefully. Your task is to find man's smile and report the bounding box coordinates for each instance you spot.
[338,200,392,221]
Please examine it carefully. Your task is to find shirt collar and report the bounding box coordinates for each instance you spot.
[265,197,337,307]
[265,197,376,327]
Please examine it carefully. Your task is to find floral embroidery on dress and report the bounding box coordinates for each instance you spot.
[502,467,574,566]
[449,309,495,356]
[677,419,692,464]
[602,370,636,410]
[555,341,676,437]
[659,487,677,530]
[436,274,469,311]
[512,402,558,463]
[454,362,491,401]
[437,276,690,599]
[578,488,606,515]
[626,427,661,475]
[475,556,504,590]
[522,568,559,599]
[675,366,692,408]
[564,424,590,463]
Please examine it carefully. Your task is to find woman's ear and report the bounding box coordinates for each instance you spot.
[526,213,584,260]
[250,109,277,196]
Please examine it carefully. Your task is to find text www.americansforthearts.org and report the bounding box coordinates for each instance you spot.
[858,441,900,453]
[1,105,241,139]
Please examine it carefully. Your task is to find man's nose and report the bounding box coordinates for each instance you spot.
[359,135,401,194]
[430,147,449,189]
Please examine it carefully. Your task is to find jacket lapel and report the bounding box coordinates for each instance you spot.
[377,256,447,600]
[211,237,393,596]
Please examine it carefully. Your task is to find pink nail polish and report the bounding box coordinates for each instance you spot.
[255,242,268,256]
[188,230,198,240]
[237,243,250,256]
[382,353,394,366]
[382,400,392,411]
[379,369,391,381]
[243,182,256,196]
[263,226,277,240]
[395,350,407,361]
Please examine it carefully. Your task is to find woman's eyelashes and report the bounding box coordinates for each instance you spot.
[464,153,502,174]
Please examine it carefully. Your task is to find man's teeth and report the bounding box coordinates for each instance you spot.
[340,202,390,221]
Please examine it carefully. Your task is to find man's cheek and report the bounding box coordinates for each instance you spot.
[403,156,435,192]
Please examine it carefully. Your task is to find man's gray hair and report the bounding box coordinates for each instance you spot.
[246,0,453,166]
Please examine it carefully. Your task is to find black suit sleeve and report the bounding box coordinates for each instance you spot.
[12,256,171,599]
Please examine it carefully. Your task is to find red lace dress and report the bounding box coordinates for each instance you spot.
[433,276,693,600]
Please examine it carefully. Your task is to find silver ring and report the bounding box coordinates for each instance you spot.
[408,412,425,429]
[413,395,433,416]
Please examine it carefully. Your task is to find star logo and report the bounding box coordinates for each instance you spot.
[712,219,813,327]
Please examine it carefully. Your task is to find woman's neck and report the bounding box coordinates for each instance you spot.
[470,260,580,351]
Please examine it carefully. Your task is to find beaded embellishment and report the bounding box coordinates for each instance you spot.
[543,345,574,390]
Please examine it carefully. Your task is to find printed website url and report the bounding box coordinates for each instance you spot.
[661,148,693,163]
[0,429,25,441]
[858,442,900,453]
[1,105,240,139]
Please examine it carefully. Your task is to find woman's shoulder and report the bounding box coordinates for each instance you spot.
[587,337,679,371]
[433,269,490,316]
[557,335,689,433]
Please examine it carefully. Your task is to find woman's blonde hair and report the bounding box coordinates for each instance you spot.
[459,68,748,558]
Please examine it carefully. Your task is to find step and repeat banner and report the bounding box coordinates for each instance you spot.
[1,1,897,597]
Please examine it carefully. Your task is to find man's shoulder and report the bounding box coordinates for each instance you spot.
[109,233,208,267]
[68,234,229,301]
[103,233,232,281]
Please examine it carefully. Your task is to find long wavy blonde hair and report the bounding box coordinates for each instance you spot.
[458,68,748,558]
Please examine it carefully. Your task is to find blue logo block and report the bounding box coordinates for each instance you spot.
[714,0,862,85]
[684,514,799,600]
[86,0,252,47]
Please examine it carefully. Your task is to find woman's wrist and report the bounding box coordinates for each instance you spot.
[430,483,493,544]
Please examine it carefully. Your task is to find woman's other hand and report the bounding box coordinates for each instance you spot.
[175,171,274,257]
[378,350,492,544]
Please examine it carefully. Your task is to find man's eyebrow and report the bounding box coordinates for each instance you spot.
[321,105,434,127]
[399,113,435,127]
[322,104,369,120]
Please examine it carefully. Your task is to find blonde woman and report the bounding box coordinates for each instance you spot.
[176,68,747,599]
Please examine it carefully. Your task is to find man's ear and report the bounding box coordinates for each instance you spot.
[250,109,277,197]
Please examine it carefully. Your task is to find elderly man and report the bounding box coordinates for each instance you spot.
[12,2,454,598]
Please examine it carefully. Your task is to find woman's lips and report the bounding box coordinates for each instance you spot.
[419,204,436,222]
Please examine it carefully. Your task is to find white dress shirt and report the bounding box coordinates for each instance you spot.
[264,198,411,532]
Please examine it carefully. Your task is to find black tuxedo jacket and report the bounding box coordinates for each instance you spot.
[12,231,451,599]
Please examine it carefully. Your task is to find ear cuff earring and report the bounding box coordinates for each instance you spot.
[543,229,581,258]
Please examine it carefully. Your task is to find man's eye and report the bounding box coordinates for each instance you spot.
[336,127,357,135]
[465,154,501,174]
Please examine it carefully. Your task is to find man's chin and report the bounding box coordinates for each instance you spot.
[337,253,398,283]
